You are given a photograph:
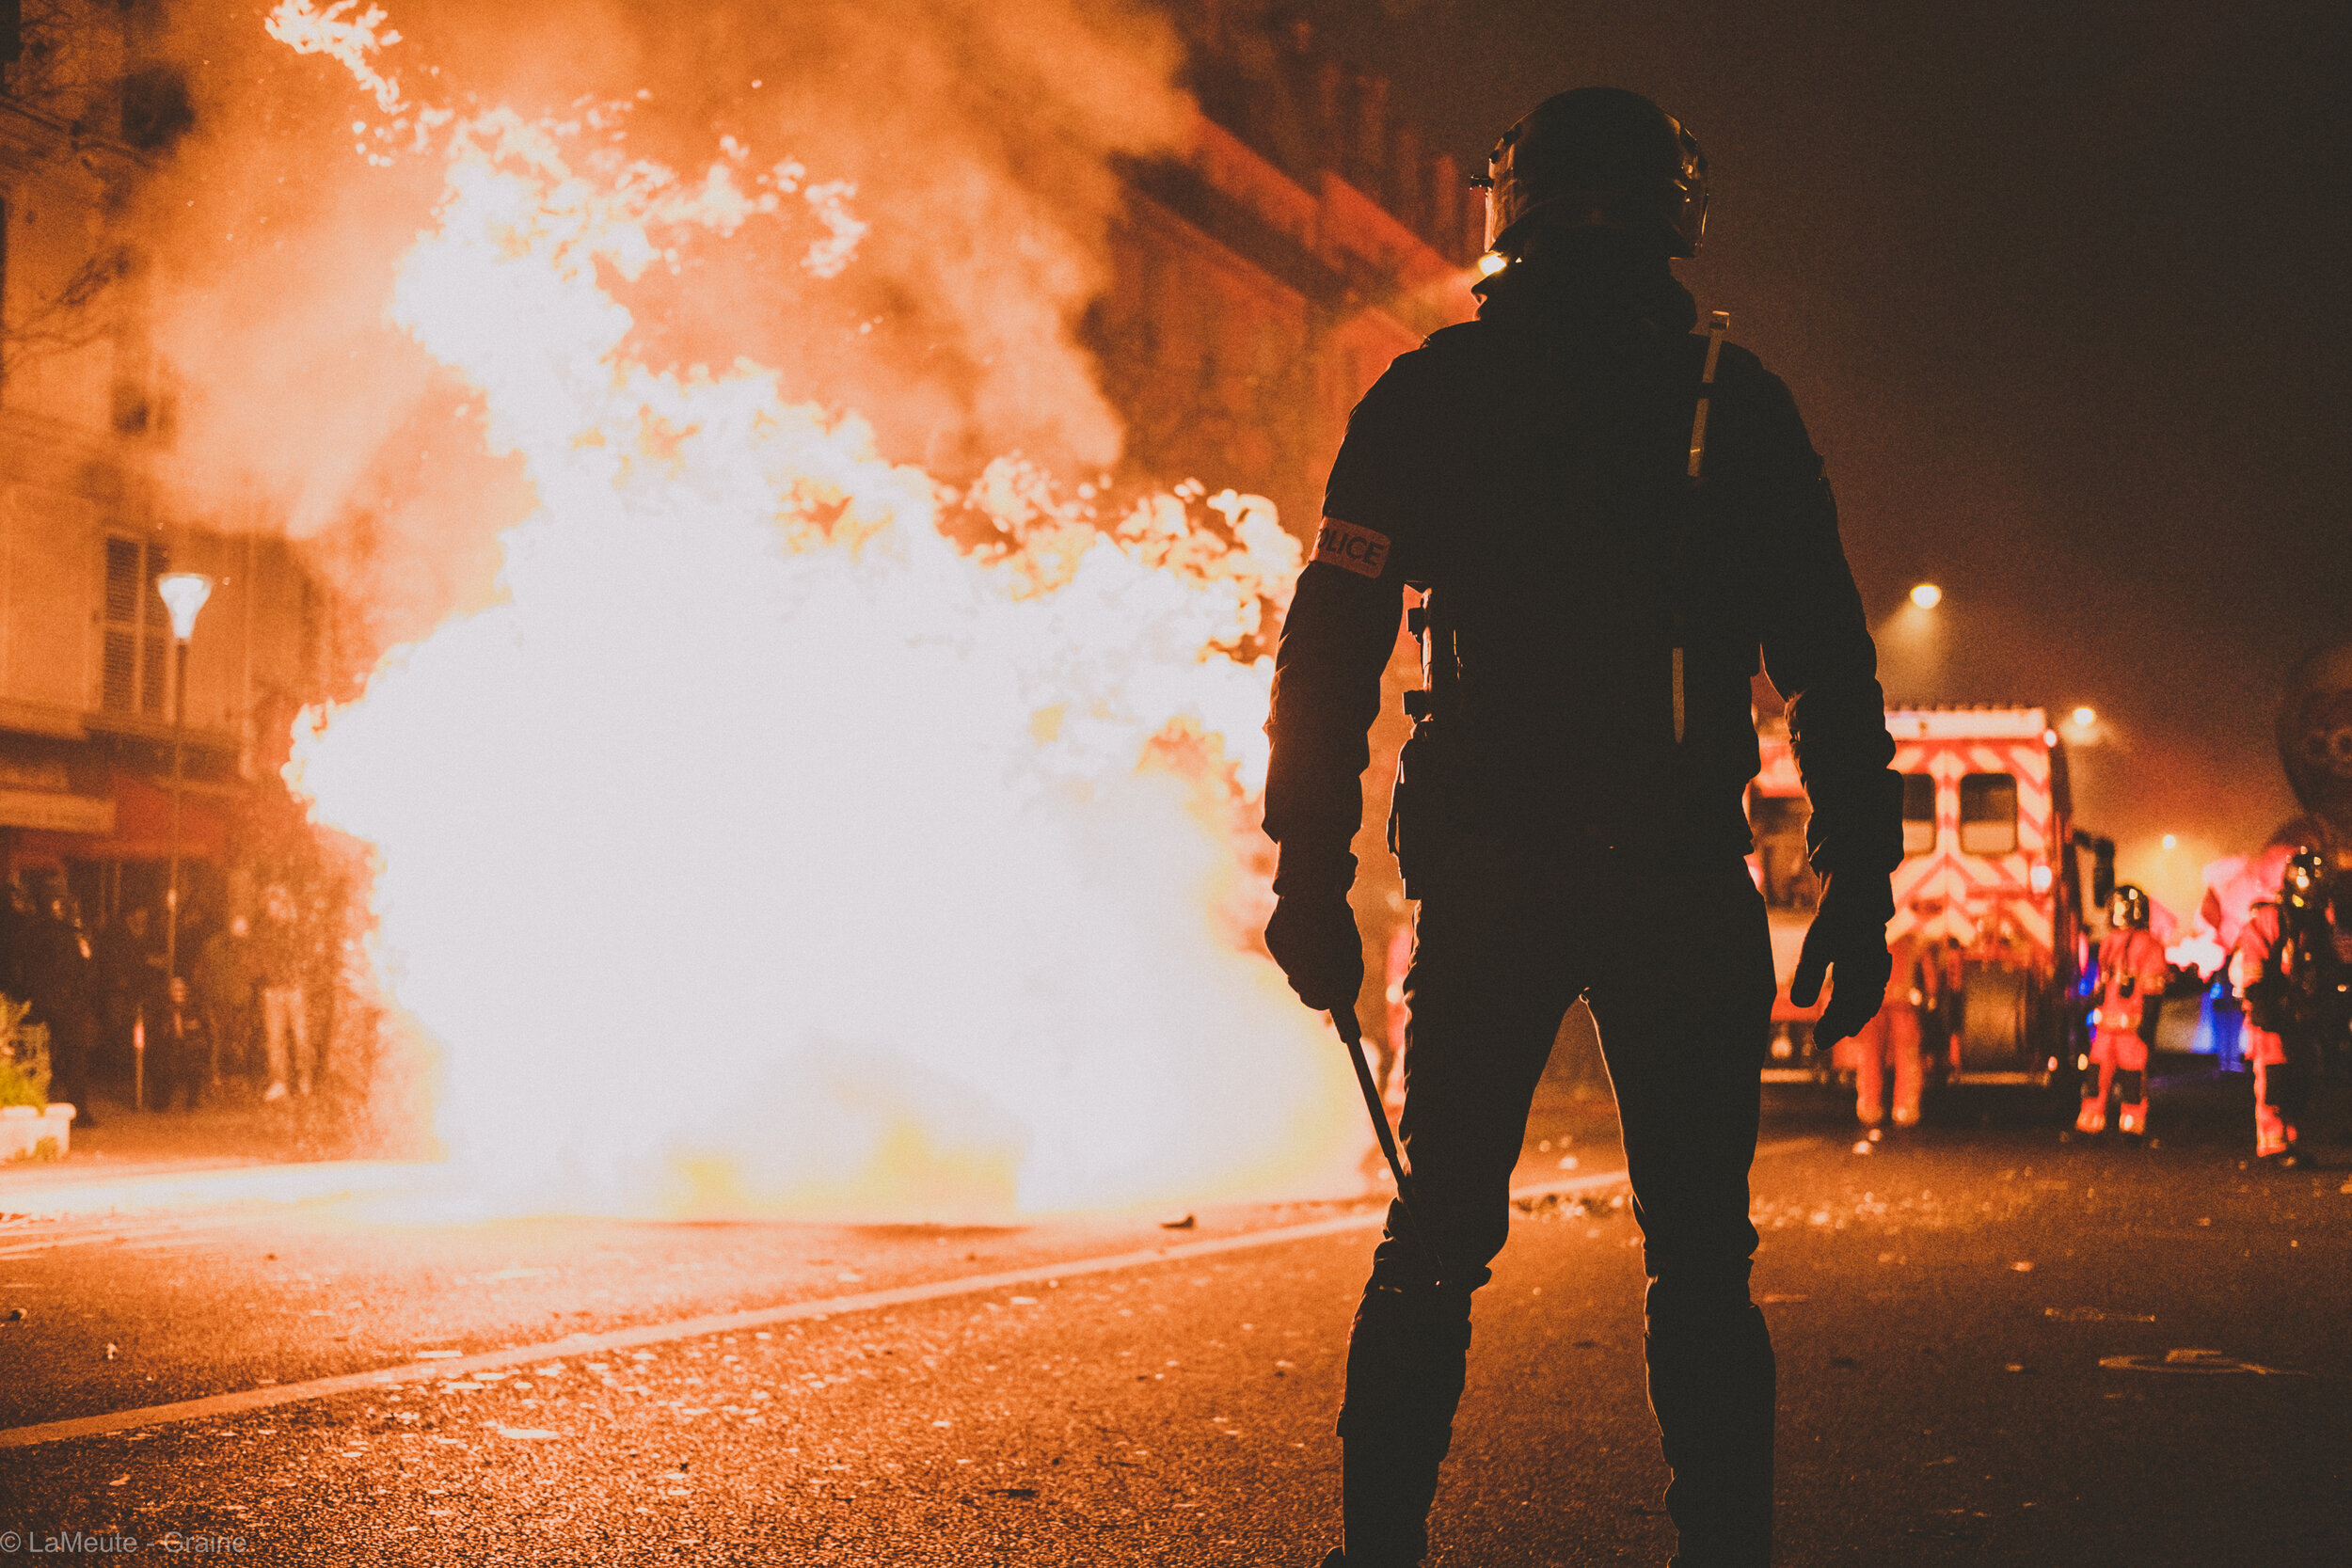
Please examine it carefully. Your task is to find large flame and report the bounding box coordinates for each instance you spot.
[271,6,1364,1217]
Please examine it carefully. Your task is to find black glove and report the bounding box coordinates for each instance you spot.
[1791,870,1894,1051]
[2244,974,2284,1033]
[1266,893,1363,1013]
[2136,989,2164,1049]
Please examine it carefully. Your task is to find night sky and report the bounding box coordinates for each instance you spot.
[1306,0,2350,911]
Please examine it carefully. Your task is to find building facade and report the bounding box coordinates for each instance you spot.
[1102,0,1483,531]
[0,2,321,931]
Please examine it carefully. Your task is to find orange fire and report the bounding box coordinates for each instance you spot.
[267,3,1365,1218]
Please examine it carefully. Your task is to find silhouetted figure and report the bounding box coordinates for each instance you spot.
[22,891,99,1126]
[0,879,31,1003]
[196,912,262,1090]
[95,903,167,1098]
[255,883,315,1100]
[151,976,211,1112]
[1263,89,1901,1567]
[1848,928,1939,1130]
[2239,848,2346,1165]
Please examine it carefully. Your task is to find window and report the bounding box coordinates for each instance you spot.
[1748,791,1820,911]
[101,536,171,716]
[1959,772,2020,857]
[1901,773,1937,856]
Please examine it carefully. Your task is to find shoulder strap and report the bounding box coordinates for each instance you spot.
[1685,310,1731,480]
[1671,310,1732,742]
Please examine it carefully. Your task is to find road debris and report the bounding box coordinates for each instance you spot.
[2099,1349,2304,1376]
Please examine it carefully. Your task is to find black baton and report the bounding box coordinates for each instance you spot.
[1333,1005,1445,1288]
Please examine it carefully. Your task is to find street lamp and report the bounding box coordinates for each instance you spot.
[1909,582,1943,610]
[2071,705,2096,728]
[156,572,214,991]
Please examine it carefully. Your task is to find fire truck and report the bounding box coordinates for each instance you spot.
[1750,706,2109,1096]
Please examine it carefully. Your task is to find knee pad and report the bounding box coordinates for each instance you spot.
[1340,1283,1473,1440]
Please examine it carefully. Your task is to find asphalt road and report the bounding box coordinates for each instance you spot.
[1,1071,2345,1566]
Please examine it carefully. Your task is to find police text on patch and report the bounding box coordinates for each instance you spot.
[1312,517,1391,578]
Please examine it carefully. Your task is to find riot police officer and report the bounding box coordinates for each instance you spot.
[1263,87,1901,1568]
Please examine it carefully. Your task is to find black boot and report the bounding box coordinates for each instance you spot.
[1645,1290,1775,1567]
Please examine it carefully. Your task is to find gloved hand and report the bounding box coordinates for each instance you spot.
[1266,893,1364,1013]
[1791,871,1894,1050]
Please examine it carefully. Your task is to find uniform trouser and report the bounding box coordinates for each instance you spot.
[2079,1027,2149,1131]
[2245,1025,2309,1154]
[1340,844,1777,1568]
[1852,1006,1922,1127]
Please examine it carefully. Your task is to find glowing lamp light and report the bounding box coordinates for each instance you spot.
[1477,252,1508,277]
[2042,728,2058,747]
[156,573,215,642]
[2071,705,2096,727]
[1908,582,1942,610]
[2029,863,2054,894]
[2162,833,2177,850]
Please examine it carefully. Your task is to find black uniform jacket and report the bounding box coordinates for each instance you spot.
[1263,243,1901,895]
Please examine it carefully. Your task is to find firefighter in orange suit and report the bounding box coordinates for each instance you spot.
[1848,928,1936,1128]
[2075,884,2168,1136]
[1382,920,1414,1114]
[2237,848,2347,1165]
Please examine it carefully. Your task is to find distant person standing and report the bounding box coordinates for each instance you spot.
[150,976,211,1112]
[255,884,314,1101]
[0,879,30,1002]
[1381,919,1413,1106]
[95,904,165,1095]
[1846,927,1937,1130]
[2075,885,2168,1137]
[195,912,262,1091]
[2237,848,2347,1166]
[22,889,98,1127]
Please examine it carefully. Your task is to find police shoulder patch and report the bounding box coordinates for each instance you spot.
[1311,516,1391,578]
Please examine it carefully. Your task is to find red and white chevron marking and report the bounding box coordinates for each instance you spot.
[1754,723,2061,961]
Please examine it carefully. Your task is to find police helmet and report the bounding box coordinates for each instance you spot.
[2108,883,2151,930]
[1477,87,1708,258]
[2281,847,2328,909]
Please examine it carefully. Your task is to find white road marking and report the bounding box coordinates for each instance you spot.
[0,1161,432,1220]
[0,1138,1816,1449]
